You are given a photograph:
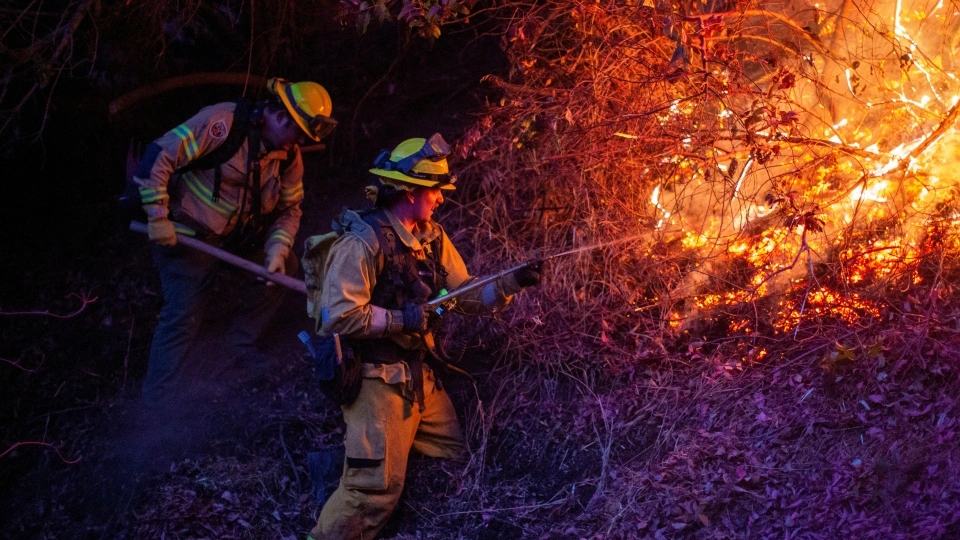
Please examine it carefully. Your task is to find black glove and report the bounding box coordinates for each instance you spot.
[513,261,543,288]
[400,301,430,333]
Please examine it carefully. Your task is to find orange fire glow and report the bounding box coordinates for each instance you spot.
[652,0,960,335]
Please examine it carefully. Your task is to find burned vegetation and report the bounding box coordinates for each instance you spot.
[4,0,960,537]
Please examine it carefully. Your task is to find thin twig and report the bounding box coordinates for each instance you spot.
[279,424,302,498]
[0,292,97,318]
[0,441,81,464]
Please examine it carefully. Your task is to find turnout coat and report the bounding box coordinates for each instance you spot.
[133,102,304,254]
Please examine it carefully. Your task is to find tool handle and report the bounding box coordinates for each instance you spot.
[130,221,308,295]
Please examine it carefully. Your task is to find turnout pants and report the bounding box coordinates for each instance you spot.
[141,241,296,404]
[310,367,464,540]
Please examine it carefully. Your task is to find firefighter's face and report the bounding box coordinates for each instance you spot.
[410,187,444,222]
[264,110,307,151]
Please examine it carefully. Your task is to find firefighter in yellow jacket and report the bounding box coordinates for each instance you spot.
[135,78,336,404]
[307,134,540,539]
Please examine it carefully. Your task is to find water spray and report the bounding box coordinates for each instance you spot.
[427,233,647,309]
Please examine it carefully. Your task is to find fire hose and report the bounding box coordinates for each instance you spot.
[427,233,646,312]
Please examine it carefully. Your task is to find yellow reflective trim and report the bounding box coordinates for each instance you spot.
[172,126,190,159]
[140,194,166,204]
[173,124,199,160]
[139,187,167,204]
[271,229,294,242]
[173,223,196,236]
[270,229,294,246]
[184,125,200,159]
[181,171,235,216]
[280,185,304,200]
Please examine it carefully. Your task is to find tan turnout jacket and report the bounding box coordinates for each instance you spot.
[133,102,305,254]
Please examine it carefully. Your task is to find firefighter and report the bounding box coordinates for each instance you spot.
[307,134,540,539]
[135,78,337,404]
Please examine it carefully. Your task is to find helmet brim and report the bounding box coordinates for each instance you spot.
[369,168,456,190]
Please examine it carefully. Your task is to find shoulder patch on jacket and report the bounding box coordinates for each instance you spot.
[208,120,228,139]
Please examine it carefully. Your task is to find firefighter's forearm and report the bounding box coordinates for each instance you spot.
[266,202,302,252]
[321,304,403,338]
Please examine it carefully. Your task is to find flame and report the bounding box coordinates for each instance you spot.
[640,0,960,338]
[774,287,882,332]
[849,180,889,204]
[682,231,709,249]
[651,184,671,229]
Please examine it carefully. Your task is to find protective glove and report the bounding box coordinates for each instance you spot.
[265,244,289,274]
[400,301,431,334]
[147,216,178,247]
[513,260,543,288]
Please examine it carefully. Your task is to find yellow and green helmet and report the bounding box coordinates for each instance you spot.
[268,78,338,142]
[369,134,457,190]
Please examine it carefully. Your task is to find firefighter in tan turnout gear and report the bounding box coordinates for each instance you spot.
[306,134,541,539]
[135,78,336,404]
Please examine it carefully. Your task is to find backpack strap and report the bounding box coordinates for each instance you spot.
[361,211,400,306]
[246,105,265,224]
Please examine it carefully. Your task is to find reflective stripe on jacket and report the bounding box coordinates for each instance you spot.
[133,102,304,252]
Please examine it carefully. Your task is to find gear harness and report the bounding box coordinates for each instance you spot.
[348,209,450,411]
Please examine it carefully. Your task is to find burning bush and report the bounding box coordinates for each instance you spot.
[450,0,960,366]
